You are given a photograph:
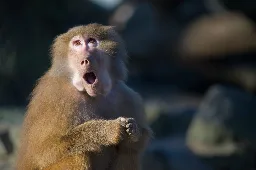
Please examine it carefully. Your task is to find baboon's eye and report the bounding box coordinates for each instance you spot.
[73,40,82,46]
[87,38,98,48]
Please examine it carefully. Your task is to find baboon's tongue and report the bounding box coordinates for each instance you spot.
[84,72,96,84]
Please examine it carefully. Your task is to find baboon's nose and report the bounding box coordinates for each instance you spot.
[81,59,90,67]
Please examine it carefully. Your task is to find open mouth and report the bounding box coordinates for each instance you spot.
[84,72,97,84]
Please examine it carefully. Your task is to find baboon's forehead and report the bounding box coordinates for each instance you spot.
[64,24,117,41]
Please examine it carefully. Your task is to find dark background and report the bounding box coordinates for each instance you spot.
[1,0,256,169]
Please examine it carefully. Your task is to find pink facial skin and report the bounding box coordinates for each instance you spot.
[68,35,112,97]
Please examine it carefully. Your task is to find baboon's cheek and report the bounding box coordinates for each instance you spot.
[72,72,85,92]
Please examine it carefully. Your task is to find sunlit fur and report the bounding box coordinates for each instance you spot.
[50,23,128,81]
[16,23,151,170]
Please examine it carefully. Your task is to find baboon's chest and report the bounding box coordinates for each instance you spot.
[74,95,120,125]
[95,98,120,119]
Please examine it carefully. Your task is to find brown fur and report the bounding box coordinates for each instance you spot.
[16,23,152,170]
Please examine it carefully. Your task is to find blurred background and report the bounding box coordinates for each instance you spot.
[1,0,256,169]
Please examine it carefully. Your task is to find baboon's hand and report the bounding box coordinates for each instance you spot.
[118,117,141,142]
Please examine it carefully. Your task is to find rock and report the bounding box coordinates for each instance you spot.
[180,12,256,58]
[150,109,195,139]
[142,150,169,170]
[186,84,256,169]
[0,108,24,170]
[143,93,200,138]
[0,125,13,155]
[121,3,213,94]
[148,136,214,170]
[147,134,255,170]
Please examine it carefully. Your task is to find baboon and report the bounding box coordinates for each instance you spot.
[16,23,152,170]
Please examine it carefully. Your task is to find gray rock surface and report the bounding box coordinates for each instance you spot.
[147,136,213,170]
[186,84,256,169]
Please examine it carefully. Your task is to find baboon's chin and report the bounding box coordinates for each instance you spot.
[85,85,109,97]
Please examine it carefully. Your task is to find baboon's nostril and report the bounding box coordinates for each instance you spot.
[81,59,89,66]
